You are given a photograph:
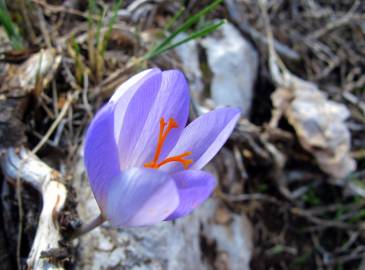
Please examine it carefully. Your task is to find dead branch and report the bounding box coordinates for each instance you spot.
[1,147,67,270]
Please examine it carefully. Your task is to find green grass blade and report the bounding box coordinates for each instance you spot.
[95,8,106,47]
[87,0,97,26]
[0,3,24,50]
[100,0,123,56]
[149,0,223,55]
[71,35,81,55]
[144,20,225,60]
[0,0,6,10]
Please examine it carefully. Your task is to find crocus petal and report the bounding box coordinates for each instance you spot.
[104,168,179,227]
[112,68,162,143]
[84,104,120,208]
[163,108,240,173]
[166,170,216,220]
[128,70,190,166]
[116,70,163,169]
[110,68,157,104]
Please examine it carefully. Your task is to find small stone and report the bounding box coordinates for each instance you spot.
[201,22,258,116]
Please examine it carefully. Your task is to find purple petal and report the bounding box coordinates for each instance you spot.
[112,68,161,143]
[104,168,179,227]
[110,68,158,104]
[166,170,216,220]
[84,104,120,208]
[116,70,163,169]
[162,108,240,172]
[128,70,190,166]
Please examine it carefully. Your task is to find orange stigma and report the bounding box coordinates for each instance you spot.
[144,117,192,170]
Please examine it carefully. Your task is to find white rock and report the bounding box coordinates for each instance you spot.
[271,78,356,180]
[201,22,258,116]
[174,33,204,94]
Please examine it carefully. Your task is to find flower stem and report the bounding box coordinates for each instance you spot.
[69,214,105,239]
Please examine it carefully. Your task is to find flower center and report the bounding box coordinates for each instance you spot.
[144,117,192,170]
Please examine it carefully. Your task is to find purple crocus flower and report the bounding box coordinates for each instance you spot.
[84,68,240,227]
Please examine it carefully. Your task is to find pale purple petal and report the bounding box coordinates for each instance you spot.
[166,170,216,220]
[104,168,179,227]
[84,104,120,208]
[113,68,162,143]
[110,68,157,104]
[128,70,190,166]
[162,108,240,173]
[117,70,163,169]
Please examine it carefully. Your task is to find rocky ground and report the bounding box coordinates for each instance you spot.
[0,1,364,269]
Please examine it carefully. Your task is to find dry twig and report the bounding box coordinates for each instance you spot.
[1,147,67,270]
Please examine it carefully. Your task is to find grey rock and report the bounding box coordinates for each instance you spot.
[201,22,258,116]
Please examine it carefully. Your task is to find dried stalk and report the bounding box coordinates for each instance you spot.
[1,147,67,270]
